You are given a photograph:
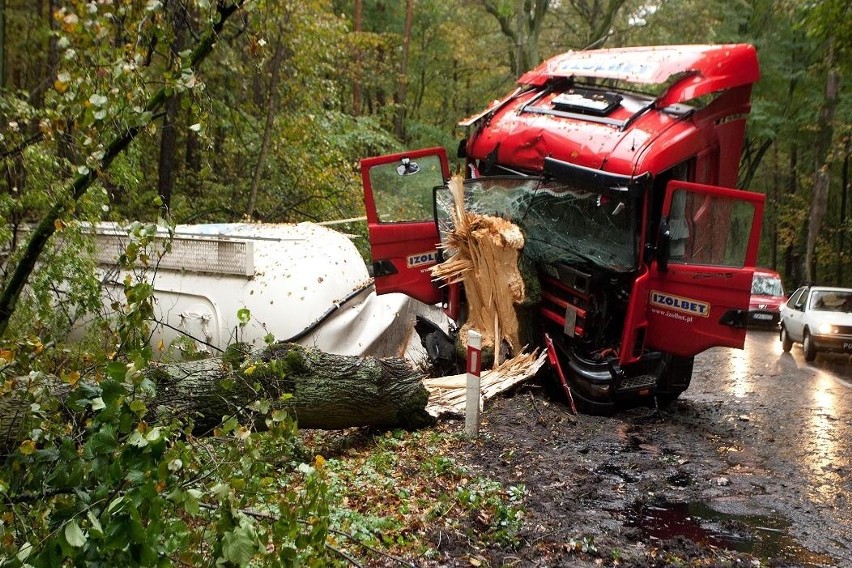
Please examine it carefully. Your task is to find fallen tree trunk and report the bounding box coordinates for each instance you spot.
[1,343,433,447]
[149,342,433,432]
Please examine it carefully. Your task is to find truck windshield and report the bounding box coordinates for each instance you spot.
[436,177,638,272]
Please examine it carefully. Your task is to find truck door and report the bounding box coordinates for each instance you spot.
[626,180,765,359]
[360,147,450,304]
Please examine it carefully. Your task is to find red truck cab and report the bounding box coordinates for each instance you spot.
[361,45,765,413]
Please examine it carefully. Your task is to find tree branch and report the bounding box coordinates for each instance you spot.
[0,0,249,338]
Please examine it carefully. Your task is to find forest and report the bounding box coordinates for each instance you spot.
[0,0,849,566]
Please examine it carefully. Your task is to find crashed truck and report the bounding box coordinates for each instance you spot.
[360,44,766,413]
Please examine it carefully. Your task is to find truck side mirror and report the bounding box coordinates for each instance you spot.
[657,217,671,272]
[396,157,421,176]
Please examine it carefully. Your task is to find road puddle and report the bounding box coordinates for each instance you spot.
[624,500,836,566]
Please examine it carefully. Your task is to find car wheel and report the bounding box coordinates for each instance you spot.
[803,329,817,362]
[780,326,793,352]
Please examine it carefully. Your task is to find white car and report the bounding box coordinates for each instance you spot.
[779,286,852,361]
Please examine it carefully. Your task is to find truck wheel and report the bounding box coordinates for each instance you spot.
[655,391,684,409]
[802,330,817,362]
[780,326,793,352]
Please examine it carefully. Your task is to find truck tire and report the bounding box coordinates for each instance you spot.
[802,329,817,362]
[655,391,685,409]
[780,326,793,352]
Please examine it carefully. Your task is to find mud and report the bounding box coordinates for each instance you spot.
[432,330,852,567]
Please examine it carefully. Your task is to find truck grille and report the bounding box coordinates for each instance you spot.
[539,263,592,338]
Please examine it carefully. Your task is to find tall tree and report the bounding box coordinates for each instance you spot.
[393,0,414,140]
[0,0,5,90]
[157,1,188,210]
[480,0,549,76]
[804,36,839,282]
[352,0,363,116]
[800,0,849,282]
[247,32,287,219]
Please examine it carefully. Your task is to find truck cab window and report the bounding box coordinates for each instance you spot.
[369,154,444,223]
[669,190,755,268]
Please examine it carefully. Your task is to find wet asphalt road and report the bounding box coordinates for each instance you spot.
[687,328,852,565]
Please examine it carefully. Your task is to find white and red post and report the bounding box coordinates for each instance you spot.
[465,329,482,437]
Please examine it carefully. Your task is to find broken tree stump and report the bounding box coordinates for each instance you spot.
[431,175,540,366]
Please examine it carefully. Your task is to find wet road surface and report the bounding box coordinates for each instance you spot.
[688,328,851,564]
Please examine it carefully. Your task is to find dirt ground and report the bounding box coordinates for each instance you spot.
[420,333,851,567]
[437,388,784,567]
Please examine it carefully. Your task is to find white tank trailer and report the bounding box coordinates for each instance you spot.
[85,222,446,361]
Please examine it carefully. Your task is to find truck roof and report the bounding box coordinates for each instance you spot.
[518,44,759,106]
[463,44,759,177]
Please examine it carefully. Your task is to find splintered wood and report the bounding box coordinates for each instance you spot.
[423,351,547,418]
[431,175,527,361]
[426,175,544,418]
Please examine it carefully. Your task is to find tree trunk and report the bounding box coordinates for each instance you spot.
[0,0,6,90]
[804,38,839,283]
[157,3,187,210]
[431,176,538,366]
[150,342,433,432]
[157,93,181,209]
[1,343,433,448]
[393,0,414,140]
[352,0,362,116]
[246,33,287,219]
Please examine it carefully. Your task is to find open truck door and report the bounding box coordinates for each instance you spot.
[360,147,449,304]
[623,181,765,362]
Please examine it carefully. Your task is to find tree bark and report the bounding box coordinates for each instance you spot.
[1,343,433,448]
[150,342,433,432]
[804,37,839,283]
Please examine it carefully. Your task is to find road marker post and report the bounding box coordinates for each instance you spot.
[465,329,482,437]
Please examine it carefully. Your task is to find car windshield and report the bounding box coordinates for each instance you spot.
[436,176,638,271]
[809,290,852,312]
[751,273,784,296]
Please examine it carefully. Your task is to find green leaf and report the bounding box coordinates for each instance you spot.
[16,542,33,562]
[105,362,127,382]
[237,308,251,325]
[64,519,87,548]
[221,523,259,566]
[87,511,104,537]
[87,427,118,454]
[128,431,148,448]
[145,427,162,442]
[129,399,147,416]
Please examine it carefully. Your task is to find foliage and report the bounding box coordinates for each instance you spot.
[1,224,334,566]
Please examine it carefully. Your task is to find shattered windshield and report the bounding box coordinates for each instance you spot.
[436,177,638,271]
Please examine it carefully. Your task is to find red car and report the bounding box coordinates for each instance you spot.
[748,269,786,327]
